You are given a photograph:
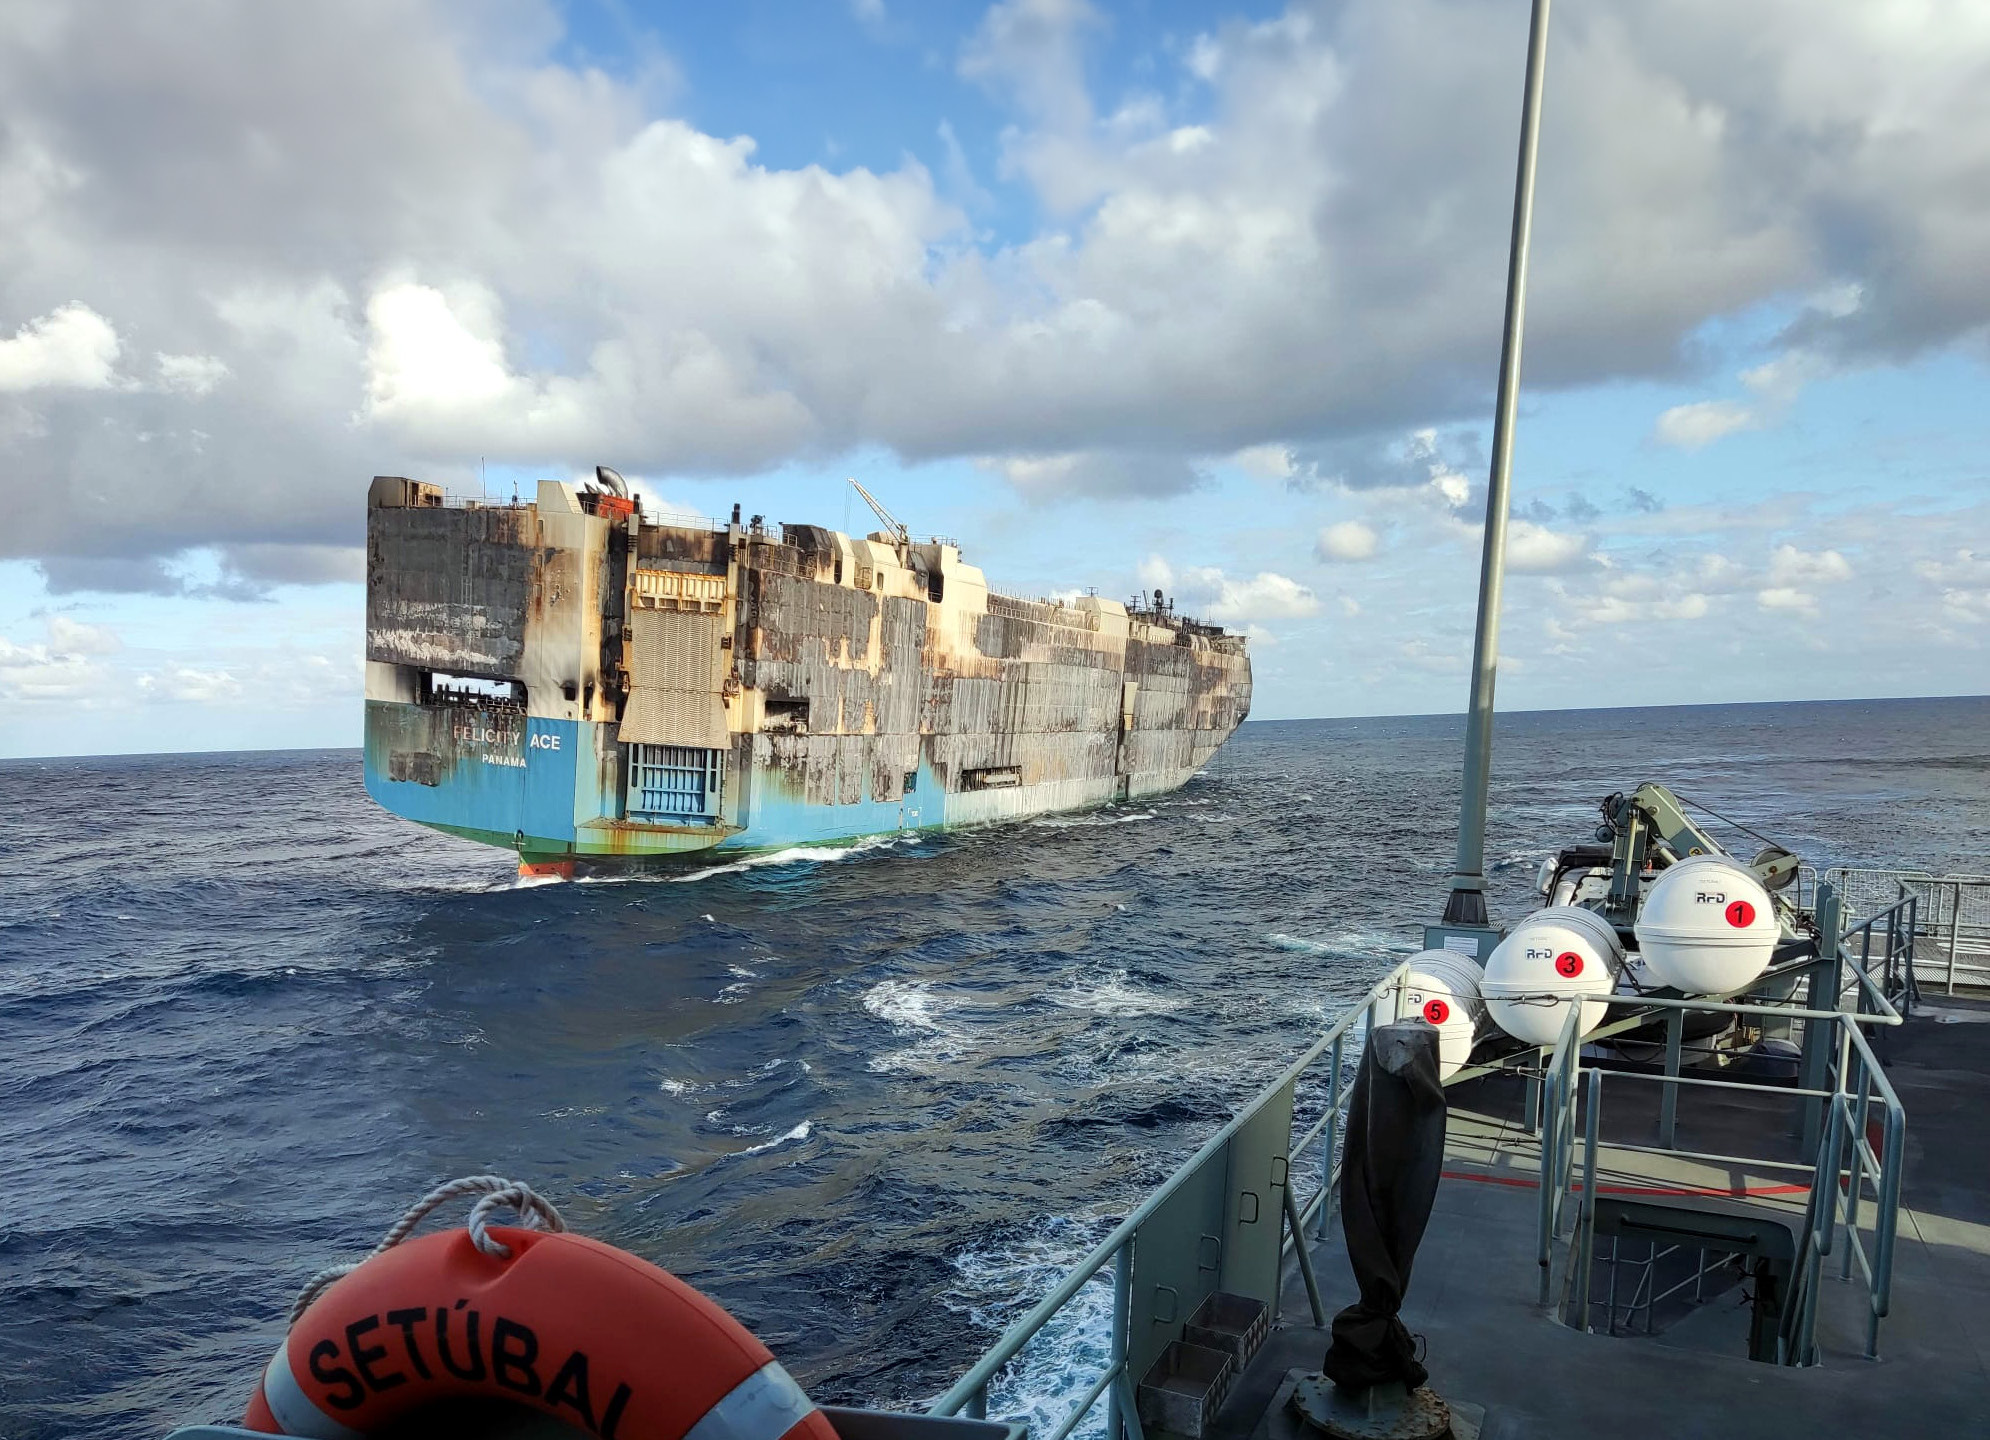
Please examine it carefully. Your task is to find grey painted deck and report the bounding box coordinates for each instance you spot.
[1209,997,1990,1440]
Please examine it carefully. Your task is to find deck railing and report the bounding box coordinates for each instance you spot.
[1780,1015,1906,1362]
[1540,883,1910,1362]
[929,961,1413,1440]
[1825,867,1990,995]
[1535,1003,1584,1304]
[941,880,1920,1436]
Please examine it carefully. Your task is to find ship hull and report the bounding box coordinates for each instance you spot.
[363,702,1230,866]
[361,477,1251,870]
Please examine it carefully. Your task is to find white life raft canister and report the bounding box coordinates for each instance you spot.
[1482,905,1625,1046]
[1634,854,1778,995]
[1400,949,1487,1081]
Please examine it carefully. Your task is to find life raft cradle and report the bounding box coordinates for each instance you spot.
[165,1177,1021,1440]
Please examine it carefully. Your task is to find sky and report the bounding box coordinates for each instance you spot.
[2,0,1987,758]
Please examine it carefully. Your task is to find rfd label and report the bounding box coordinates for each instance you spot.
[1695,891,1726,904]
[529,732,562,752]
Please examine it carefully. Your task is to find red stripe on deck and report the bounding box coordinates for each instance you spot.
[1440,1169,1810,1198]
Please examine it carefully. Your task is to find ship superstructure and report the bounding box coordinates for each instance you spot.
[362,474,1251,872]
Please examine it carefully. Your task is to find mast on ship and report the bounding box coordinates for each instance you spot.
[1430,0,1552,956]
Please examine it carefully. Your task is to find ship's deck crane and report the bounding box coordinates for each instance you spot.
[848,478,910,548]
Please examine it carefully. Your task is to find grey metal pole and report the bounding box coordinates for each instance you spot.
[1107,1245,1130,1440]
[1659,1008,1684,1150]
[1443,0,1553,928]
[1799,884,1843,1152]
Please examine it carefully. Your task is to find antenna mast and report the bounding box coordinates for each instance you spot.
[1435,0,1552,943]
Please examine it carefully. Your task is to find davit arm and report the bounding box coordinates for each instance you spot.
[1598,782,1801,916]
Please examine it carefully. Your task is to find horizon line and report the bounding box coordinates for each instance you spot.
[2,690,1984,765]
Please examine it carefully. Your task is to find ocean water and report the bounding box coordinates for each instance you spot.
[1,697,1984,1438]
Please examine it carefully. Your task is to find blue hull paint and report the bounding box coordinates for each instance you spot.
[720,757,940,851]
[365,700,959,862]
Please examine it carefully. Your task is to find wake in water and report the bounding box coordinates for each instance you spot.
[942,1218,1118,1440]
[671,833,926,882]
[1266,930,1419,959]
[861,978,976,1074]
[1052,968,1181,1017]
[1032,810,1158,829]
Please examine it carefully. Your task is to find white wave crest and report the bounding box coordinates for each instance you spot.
[734,1120,813,1157]
[669,832,919,883]
[1053,969,1180,1018]
[862,979,972,1074]
[1266,930,1418,959]
[1032,810,1157,830]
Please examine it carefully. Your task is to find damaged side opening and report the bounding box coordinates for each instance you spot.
[762,697,810,733]
[420,670,524,707]
[961,765,1020,791]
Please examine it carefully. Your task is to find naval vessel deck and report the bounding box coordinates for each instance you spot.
[935,882,1989,1440]
[1218,995,1990,1439]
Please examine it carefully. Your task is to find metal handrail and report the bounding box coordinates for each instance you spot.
[1545,884,1911,1362]
[948,881,1923,1424]
[1825,868,1990,996]
[1536,1002,1583,1302]
[931,960,1413,1427]
[1781,1018,1907,1362]
[1571,1067,1602,1331]
[1832,893,1919,1020]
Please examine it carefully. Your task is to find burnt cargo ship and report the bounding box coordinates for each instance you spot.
[363,473,1252,873]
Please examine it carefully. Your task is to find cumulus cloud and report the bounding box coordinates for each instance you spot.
[1751,544,1853,615]
[1504,520,1592,573]
[1143,555,1319,622]
[1195,570,1320,622]
[362,282,522,428]
[1915,548,1990,624]
[5,0,1990,590]
[1654,398,1756,450]
[1583,574,1712,625]
[1766,544,1852,587]
[157,352,228,396]
[0,615,121,703]
[1230,443,1298,480]
[1316,520,1379,562]
[1755,586,1819,615]
[138,666,243,703]
[983,449,1203,501]
[0,304,120,392]
[1296,429,1477,507]
[1396,637,1463,674]
[1543,534,1864,640]
[46,615,120,654]
[1654,313,1845,449]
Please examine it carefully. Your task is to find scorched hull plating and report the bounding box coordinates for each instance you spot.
[361,477,1251,870]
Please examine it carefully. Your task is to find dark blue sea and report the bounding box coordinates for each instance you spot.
[2,698,1986,1439]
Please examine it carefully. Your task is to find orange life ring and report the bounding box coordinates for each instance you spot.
[243,1225,841,1440]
